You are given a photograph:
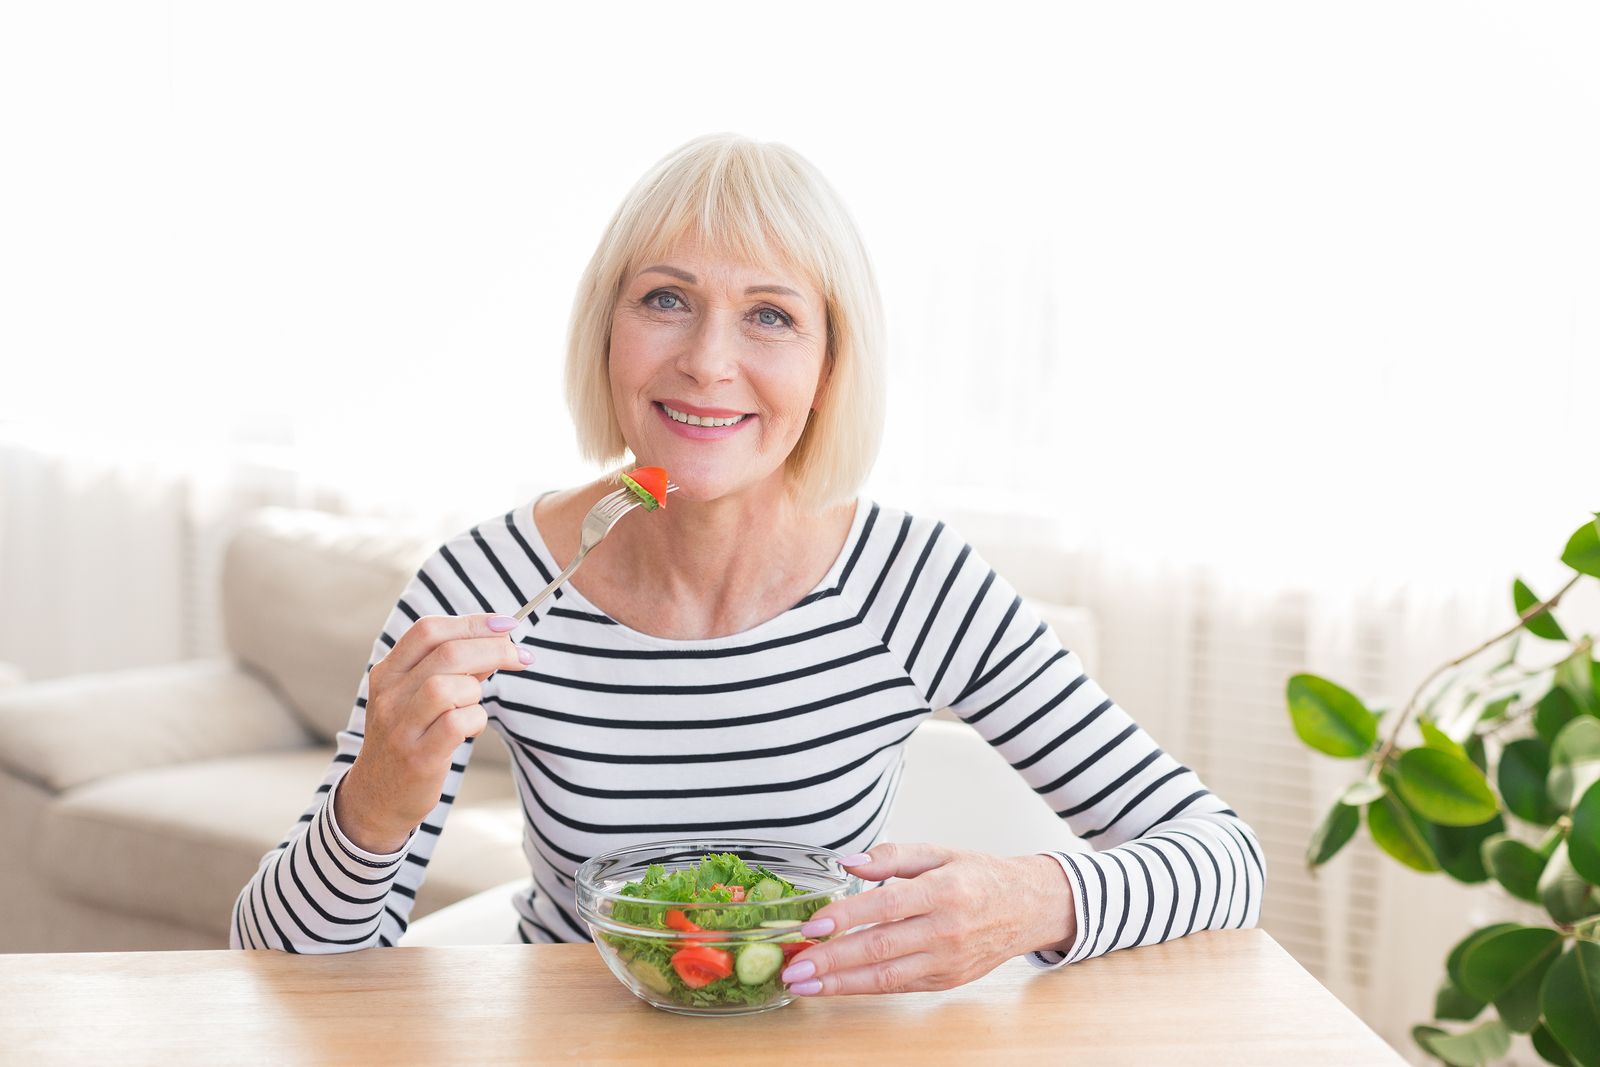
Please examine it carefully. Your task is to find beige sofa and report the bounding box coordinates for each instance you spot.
[0,508,529,953]
[0,506,1097,954]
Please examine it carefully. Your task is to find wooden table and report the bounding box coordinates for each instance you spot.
[0,929,1401,1065]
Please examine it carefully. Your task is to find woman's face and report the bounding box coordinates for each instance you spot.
[608,237,829,503]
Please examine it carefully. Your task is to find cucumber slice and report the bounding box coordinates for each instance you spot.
[757,920,802,943]
[747,878,784,903]
[734,941,784,985]
[626,956,673,995]
[618,472,660,512]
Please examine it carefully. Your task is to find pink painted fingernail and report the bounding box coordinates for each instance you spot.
[781,959,815,983]
[839,852,873,866]
[790,979,822,996]
[517,648,534,664]
[800,918,834,938]
[487,615,518,632]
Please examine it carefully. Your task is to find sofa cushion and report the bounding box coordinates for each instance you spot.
[221,508,436,746]
[0,661,312,793]
[220,507,513,768]
[38,747,528,939]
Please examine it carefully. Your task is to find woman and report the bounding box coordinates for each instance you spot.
[231,134,1264,997]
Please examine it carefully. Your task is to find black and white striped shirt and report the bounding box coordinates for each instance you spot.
[231,495,1265,967]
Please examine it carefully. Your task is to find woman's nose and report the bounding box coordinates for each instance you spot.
[674,317,740,385]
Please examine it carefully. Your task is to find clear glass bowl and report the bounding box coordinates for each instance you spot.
[575,838,860,1016]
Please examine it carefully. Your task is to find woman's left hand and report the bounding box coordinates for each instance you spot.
[779,841,1077,996]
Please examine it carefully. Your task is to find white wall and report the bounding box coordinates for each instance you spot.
[2,2,1595,589]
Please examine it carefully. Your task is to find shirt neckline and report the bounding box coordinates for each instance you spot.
[518,490,871,650]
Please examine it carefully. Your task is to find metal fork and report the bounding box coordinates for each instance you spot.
[511,479,680,623]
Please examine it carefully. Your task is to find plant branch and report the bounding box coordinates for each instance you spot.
[1476,704,1536,741]
[1371,573,1584,768]
[1461,647,1594,739]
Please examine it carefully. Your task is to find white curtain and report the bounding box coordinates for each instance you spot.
[4,4,1598,1062]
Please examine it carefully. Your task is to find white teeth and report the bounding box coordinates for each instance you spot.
[662,404,747,428]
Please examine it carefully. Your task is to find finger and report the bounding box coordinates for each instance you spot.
[400,672,485,732]
[787,915,935,981]
[793,951,938,997]
[419,702,488,762]
[414,633,531,684]
[382,613,520,675]
[837,841,955,882]
[800,877,935,939]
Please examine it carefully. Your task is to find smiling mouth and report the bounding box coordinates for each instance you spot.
[656,402,752,428]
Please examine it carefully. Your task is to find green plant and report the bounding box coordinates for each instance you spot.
[1287,513,1600,1067]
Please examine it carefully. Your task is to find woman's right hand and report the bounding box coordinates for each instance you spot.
[333,613,530,853]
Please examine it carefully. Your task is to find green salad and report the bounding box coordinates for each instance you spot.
[602,852,829,1009]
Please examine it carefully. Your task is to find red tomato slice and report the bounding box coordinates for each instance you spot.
[709,883,747,903]
[628,466,669,508]
[664,909,701,933]
[671,946,734,988]
[781,939,818,960]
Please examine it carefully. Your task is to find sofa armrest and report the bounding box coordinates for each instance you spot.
[0,660,314,794]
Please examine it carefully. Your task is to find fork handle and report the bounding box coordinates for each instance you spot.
[512,546,589,623]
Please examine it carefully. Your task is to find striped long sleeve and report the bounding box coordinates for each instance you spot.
[231,493,1262,962]
[229,549,486,952]
[865,514,1266,967]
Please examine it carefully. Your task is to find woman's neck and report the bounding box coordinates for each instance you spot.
[534,477,856,640]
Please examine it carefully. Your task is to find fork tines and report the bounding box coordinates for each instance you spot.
[609,479,680,512]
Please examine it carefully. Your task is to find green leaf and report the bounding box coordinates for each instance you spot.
[1538,687,1584,748]
[1413,1019,1512,1065]
[1483,834,1550,903]
[1448,923,1523,993]
[1532,1023,1578,1066]
[1557,645,1600,716]
[1501,738,1561,825]
[1541,941,1600,1067]
[1413,1024,1450,1063]
[1516,578,1570,641]
[1464,733,1488,773]
[1398,747,1500,826]
[1286,674,1379,758]
[1369,789,1441,872]
[1570,780,1600,884]
[1436,815,1504,884]
[1306,800,1360,868]
[1561,514,1600,579]
[1555,710,1600,758]
[1476,695,1515,726]
[1550,717,1600,810]
[1434,975,1486,1021]
[1459,925,1563,1032]
[1421,716,1469,759]
[1539,840,1600,925]
[1340,778,1387,806]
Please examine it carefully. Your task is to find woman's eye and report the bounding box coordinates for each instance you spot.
[647,291,683,311]
[755,307,791,328]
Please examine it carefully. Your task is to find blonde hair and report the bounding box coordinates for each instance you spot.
[564,133,886,511]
